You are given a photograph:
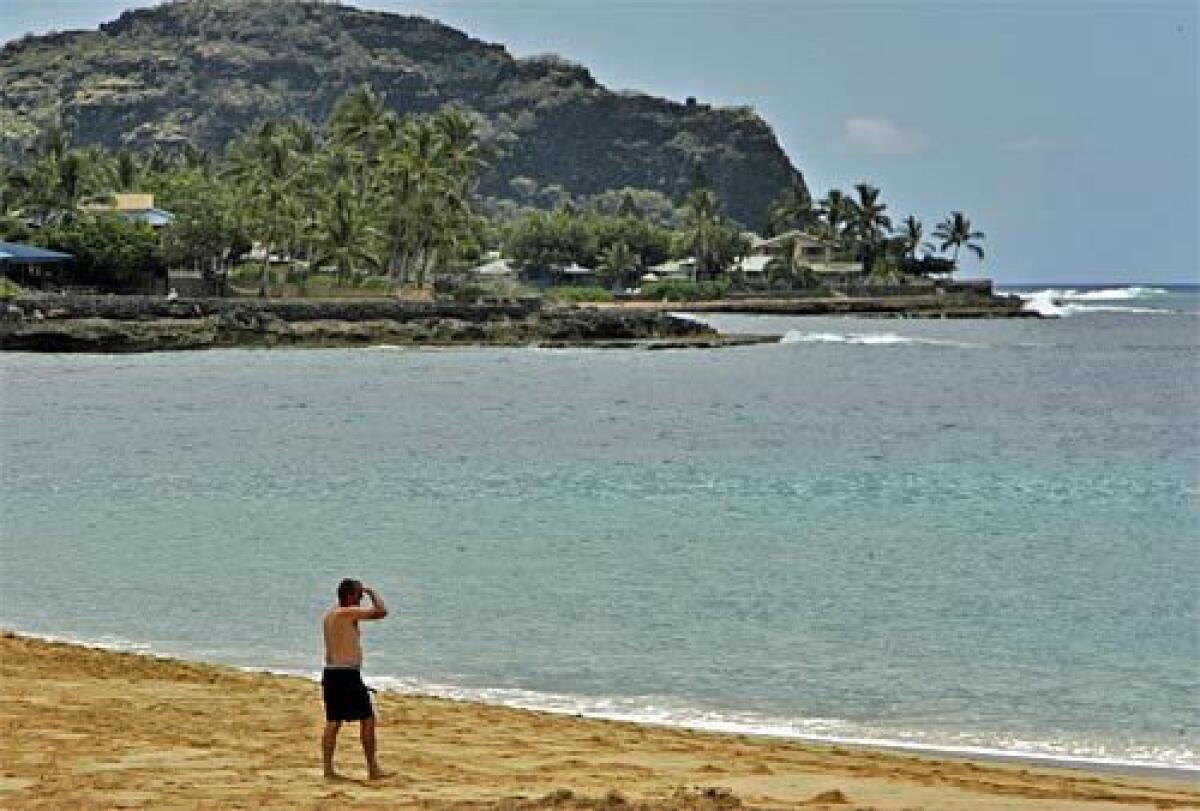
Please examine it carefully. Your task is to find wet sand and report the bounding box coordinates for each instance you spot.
[1,633,1195,809]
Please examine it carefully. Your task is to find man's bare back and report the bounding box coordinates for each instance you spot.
[323,608,364,667]
[323,586,387,666]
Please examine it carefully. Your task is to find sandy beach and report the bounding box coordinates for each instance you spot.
[0,633,1195,809]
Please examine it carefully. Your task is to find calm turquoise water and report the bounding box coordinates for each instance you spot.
[1,285,1197,770]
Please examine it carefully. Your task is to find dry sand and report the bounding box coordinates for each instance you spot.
[1,633,1196,809]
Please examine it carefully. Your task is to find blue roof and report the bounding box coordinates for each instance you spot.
[118,208,175,227]
[0,241,74,264]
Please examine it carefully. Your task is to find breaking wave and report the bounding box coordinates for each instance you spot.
[1055,286,1168,301]
[1021,287,1175,317]
[358,674,1198,773]
[781,331,978,348]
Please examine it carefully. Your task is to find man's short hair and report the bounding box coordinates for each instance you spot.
[337,578,362,604]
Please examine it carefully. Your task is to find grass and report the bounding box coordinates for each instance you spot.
[637,279,730,302]
[0,278,28,299]
[543,285,615,303]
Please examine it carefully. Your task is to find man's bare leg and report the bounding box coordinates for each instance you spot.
[360,717,392,779]
[322,721,347,779]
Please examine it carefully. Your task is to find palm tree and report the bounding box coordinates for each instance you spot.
[381,118,452,285]
[36,123,71,164]
[0,167,25,216]
[431,107,483,189]
[897,214,924,259]
[933,211,986,263]
[102,150,142,193]
[848,183,891,270]
[597,241,640,290]
[817,189,852,252]
[48,150,94,212]
[222,122,302,293]
[283,118,325,267]
[310,181,382,283]
[766,180,816,236]
[329,84,394,196]
[683,187,723,279]
[180,144,214,177]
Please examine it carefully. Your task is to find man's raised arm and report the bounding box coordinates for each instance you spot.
[358,586,388,620]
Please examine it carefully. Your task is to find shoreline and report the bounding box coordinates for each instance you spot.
[0,292,1033,353]
[12,628,1195,781]
[2,632,1196,809]
[588,293,1035,319]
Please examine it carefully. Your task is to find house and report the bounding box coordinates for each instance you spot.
[748,230,868,286]
[519,261,600,288]
[467,256,518,281]
[742,231,769,253]
[84,193,176,228]
[0,240,75,290]
[559,262,598,286]
[754,230,832,264]
[733,254,771,276]
[645,258,696,281]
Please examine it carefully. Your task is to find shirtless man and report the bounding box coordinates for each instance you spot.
[321,578,391,780]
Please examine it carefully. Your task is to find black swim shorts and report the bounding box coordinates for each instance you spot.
[321,667,374,722]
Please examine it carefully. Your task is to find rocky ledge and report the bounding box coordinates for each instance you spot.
[610,292,1036,318]
[0,296,764,353]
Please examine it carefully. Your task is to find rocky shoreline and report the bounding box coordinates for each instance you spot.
[0,296,765,353]
[599,291,1035,318]
[0,291,1034,353]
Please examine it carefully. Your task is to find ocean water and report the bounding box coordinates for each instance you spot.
[1,284,1197,771]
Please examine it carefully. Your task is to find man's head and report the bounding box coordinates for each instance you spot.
[337,578,363,607]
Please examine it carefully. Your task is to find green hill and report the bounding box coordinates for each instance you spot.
[0,0,807,227]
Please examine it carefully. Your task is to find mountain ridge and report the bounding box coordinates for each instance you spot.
[0,0,806,227]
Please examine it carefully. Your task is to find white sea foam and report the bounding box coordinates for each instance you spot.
[1058,286,1168,301]
[1021,287,1175,317]
[1066,305,1163,314]
[359,675,1198,774]
[5,627,1196,773]
[781,331,977,348]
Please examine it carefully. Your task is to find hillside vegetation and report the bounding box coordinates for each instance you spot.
[0,0,805,227]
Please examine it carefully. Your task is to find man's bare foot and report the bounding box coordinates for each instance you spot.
[324,770,350,782]
[367,769,395,781]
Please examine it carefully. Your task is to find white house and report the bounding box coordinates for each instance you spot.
[468,257,518,279]
[645,258,696,281]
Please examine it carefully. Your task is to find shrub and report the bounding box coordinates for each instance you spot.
[543,285,614,303]
[299,274,340,295]
[637,278,730,301]
[435,275,542,302]
[0,277,27,298]
[35,214,165,293]
[228,262,264,281]
[356,275,395,291]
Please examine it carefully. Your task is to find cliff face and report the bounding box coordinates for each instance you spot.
[0,0,805,227]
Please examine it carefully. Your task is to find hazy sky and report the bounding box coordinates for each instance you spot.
[3,1,1197,283]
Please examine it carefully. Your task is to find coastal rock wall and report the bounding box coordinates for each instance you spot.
[673,292,1030,318]
[0,296,720,352]
[1,296,544,323]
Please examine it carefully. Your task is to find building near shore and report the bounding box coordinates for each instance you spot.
[468,255,518,281]
[520,261,599,288]
[82,193,176,228]
[733,254,771,276]
[645,258,696,282]
[0,240,75,289]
